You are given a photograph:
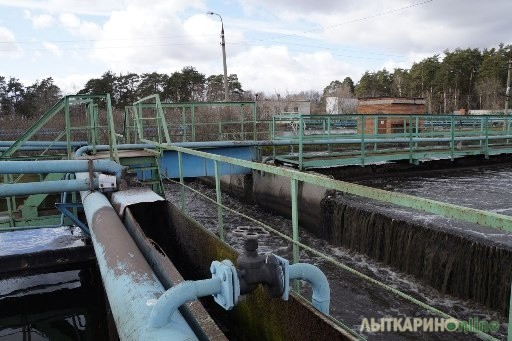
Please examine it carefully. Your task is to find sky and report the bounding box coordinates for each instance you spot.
[0,0,510,96]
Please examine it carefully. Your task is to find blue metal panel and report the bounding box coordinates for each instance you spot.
[159,146,256,178]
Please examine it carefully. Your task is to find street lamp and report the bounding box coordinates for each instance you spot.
[207,11,229,101]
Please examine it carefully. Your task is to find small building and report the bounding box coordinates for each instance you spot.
[257,99,311,119]
[326,97,358,114]
[356,97,426,134]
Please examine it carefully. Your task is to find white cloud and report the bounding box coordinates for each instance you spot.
[89,10,220,72]
[58,13,102,39]
[0,0,205,16]
[43,41,62,56]
[238,0,512,56]
[0,26,22,57]
[53,73,96,94]
[24,11,55,28]
[230,46,361,94]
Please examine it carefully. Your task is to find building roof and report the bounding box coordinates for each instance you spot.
[358,97,425,105]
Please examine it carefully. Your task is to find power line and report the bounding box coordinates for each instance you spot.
[252,0,434,42]
[0,1,434,62]
[0,34,218,45]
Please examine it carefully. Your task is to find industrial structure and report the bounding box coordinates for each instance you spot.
[1,93,512,340]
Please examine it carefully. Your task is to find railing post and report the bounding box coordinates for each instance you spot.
[178,151,185,211]
[373,116,378,151]
[507,114,510,144]
[485,116,489,159]
[361,115,365,166]
[299,115,304,170]
[409,115,413,163]
[450,115,455,161]
[415,115,419,149]
[105,94,119,162]
[291,177,300,292]
[214,160,224,241]
[92,104,98,153]
[327,116,332,154]
[240,105,245,140]
[64,96,71,160]
[272,117,276,161]
[191,105,196,142]
[181,107,187,142]
[252,102,257,140]
[479,117,484,147]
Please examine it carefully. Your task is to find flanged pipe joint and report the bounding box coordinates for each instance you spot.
[149,237,330,327]
[236,237,285,298]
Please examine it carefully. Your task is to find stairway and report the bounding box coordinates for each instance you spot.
[119,153,164,196]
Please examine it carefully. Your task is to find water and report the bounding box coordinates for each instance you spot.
[0,226,85,256]
[165,174,509,340]
[0,227,109,340]
[355,164,512,215]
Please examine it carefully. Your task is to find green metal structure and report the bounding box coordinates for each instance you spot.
[0,94,120,228]
[271,113,512,170]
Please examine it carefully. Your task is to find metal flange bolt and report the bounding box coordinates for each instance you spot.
[210,260,240,310]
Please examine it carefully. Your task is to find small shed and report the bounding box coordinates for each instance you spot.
[356,97,426,134]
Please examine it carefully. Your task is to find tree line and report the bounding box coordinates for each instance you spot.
[1,44,510,117]
[324,44,512,113]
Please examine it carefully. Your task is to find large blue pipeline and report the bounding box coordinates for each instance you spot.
[76,173,200,340]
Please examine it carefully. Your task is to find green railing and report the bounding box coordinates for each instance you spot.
[125,100,268,142]
[271,113,512,170]
[146,140,507,340]
[0,94,119,228]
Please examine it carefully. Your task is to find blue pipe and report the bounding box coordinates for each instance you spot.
[0,160,124,179]
[149,278,222,328]
[289,263,330,315]
[0,141,87,147]
[0,146,70,151]
[76,173,198,340]
[0,178,100,197]
[75,144,155,157]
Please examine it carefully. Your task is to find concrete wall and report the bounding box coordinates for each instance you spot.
[201,170,333,237]
[128,200,355,340]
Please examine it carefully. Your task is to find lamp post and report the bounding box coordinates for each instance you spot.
[207,11,229,101]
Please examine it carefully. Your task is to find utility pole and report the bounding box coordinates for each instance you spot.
[506,59,511,114]
[208,12,229,101]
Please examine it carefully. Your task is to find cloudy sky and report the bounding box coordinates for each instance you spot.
[0,0,510,95]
